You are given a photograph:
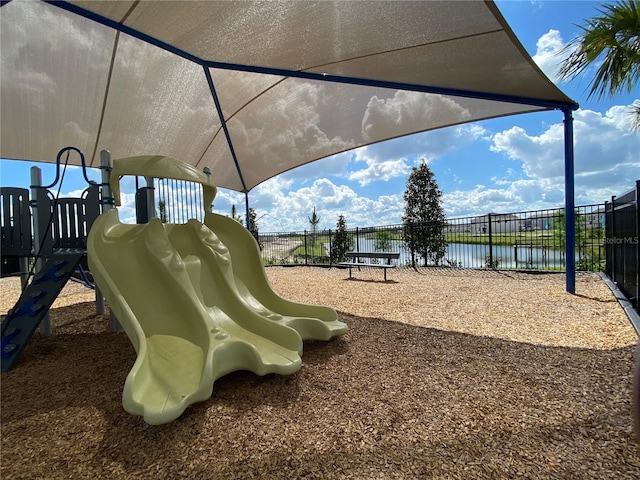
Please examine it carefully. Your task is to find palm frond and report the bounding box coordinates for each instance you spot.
[557,0,640,100]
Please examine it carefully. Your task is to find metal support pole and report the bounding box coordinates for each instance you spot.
[203,167,212,213]
[409,223,416,269]
[608,196,616,283]
[328,228,333,266]
[487,213,493,269]
[18,257,29,290]
[244,191,250,230]
[304,230,308,265]
[145,176,155,221]
[635,180,640,312]
[30,167,52,335]
[98,150,121,331]
[563,109,576,294]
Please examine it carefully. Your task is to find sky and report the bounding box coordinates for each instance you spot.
[1,0,638,232]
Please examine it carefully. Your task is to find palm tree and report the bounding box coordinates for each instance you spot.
[557,0,640,129]
[157,199,168,223]
[230,204,243,223]
[308,206,320,247]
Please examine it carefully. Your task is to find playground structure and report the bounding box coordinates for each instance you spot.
[1,149,347,424]
[1,148,105,372]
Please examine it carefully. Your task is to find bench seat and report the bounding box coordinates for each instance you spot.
[338,252,400,281]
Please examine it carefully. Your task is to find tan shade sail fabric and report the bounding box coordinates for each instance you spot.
[0,0,576,192]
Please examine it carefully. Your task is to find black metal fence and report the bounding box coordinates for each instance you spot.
[128,178,621,280]
[605,181,639,312]
[258,204,606,272]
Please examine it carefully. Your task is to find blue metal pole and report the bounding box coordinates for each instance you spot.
[203,66,248,193]
[245,192,250,230]
[563,109,576,294]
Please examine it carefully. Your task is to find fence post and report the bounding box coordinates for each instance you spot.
[609,195,616,284]
[410,222,416,268]
[636,180,640,312]
[598,206,605,273]
[604,201,610,277]
[304,229,308,266]
[145,176,155,220]
[328,228,332,265]
[487,213,493,268]
[355,227,360,252]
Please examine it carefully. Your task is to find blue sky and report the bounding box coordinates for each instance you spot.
[1,0,638,232]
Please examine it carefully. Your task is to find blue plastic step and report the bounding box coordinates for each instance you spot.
[1,250,85,372]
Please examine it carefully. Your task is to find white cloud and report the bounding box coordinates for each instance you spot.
[109,95,637,232]
[95,99,639,232]
[277,153,352,183]
[221,176,406,232]
[114,192,137,224]
[490,103,639,192]
[290,179,356,210]
[348,157,410,186]
[348,124,488,186]
[444,186,518,217]
[347,194,405,227]
[474,103,639,217]
[239,100,638,227]
[491,124,564,178]
[63,188,88,199]
[532,29,566,81]
[491,168,517,186]
[362,91,471,142]
[531,27,611,94]
[227,81,356,174]
[443,178,566,218]
[211,188,246,214]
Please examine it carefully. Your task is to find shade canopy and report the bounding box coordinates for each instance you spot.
[0,0,577,192]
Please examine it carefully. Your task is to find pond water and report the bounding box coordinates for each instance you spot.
[333,239,575,269]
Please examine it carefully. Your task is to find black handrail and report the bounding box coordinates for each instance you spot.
[33,146,99,190]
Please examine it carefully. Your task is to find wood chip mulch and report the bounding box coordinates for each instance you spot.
[1,267,639,479]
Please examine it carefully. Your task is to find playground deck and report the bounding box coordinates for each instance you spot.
[1,268,638,479]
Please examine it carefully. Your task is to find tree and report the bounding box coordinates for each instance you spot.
[552,208,586,250]
[557,0,640,130]
[402,160,447,266]
[230,204,242,223]
[330,214,352,263]
[248,207,262,250]
[157,199,168,223]
[374,229,393,252]
[308,207,321,251]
